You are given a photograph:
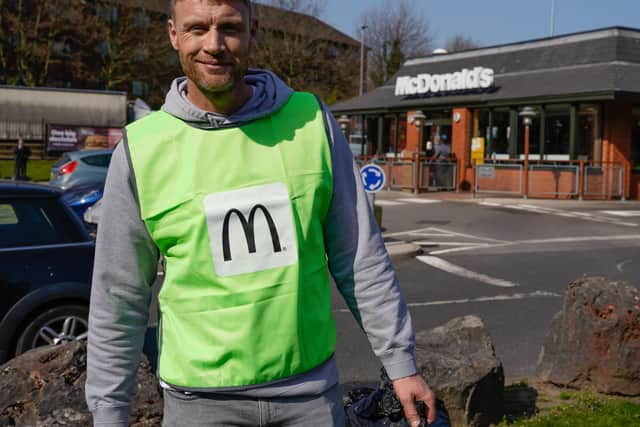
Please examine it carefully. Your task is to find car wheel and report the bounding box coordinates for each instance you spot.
[15,305,89,356]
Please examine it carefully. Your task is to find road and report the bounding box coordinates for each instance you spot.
[333,192,640,387]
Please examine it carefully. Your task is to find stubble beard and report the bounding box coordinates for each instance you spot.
[181,52,249,97]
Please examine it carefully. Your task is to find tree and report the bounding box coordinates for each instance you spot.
[0,0,73,86]
[444,34,480,52]
[250,0,360,104]
[358,0,434,89]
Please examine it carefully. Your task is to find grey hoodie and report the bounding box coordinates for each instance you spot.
[86,69,417,426]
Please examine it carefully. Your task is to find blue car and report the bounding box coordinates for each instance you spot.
[62,183,104,220]
[0,180,95,363]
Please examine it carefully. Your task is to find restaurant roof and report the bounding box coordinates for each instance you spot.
[331,27,640,114]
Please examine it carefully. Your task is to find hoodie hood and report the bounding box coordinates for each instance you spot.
[161,69,294,129]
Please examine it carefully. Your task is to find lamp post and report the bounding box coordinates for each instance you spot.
[359,25,368,96]
[519,107,537,199]
[411,110,426,193]
[359,25,368,157]
[338,115,350,138]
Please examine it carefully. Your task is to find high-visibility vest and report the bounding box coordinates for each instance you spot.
[126,92,336,388]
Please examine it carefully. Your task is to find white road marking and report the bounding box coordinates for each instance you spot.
[427,243,510,255]
[424,233,640,255]
[518,235,640,244]
[417,255,519,287]
[428,227,508,243]
[396,198,441,204]
[333,290,561,313]
[375,200,405,206]
[383,227,435,238]
[414,241,490,247]
[477,201,638,227]
[601,210,640,217]
[617,259,632,272]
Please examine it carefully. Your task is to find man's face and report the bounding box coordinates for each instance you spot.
[168,0,255,95]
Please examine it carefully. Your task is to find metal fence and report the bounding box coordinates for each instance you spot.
[475,163,523,195]
[419,161,457,191]
[528,164,579,197]
[584,165,623,198]
[389,159,415,190]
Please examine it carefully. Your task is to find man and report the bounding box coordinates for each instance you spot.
[85,1,436,426]
[13,137,30,180]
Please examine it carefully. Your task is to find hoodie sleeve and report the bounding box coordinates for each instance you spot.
[85,141,159,426]
[320,105,418,380]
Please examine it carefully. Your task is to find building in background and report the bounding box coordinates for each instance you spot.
[332,27,640,200]
[0,0,363,159]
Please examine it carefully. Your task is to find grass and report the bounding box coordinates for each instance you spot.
[0,160,57,182]
[497,391,640,427]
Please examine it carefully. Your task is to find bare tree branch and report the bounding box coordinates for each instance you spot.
[444,34,480,53]
[358,0,435,88]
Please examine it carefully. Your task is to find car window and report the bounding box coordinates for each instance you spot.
[81,154,112,168]
[53,154,71,168]
[0,204,18,225]
[0,198,85,249]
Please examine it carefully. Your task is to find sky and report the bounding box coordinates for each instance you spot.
[320,0,640,49]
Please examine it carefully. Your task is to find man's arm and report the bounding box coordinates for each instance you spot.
[85,142,159,426]
[319,106,436,426]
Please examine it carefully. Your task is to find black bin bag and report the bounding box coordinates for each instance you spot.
[344,369,451,427]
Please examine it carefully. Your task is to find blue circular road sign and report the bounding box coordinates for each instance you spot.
[360,164,386,193]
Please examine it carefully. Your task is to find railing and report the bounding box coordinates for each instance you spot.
[584,164,623,198]
[419,160,457,191]
[475,162,523,195]
[473,159,624,199]
[355,155,457,192]
[528,163,579,197]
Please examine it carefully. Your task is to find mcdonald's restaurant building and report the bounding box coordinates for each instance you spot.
[331,27,640,199]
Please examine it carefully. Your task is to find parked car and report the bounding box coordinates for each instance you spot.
[62,182,104,220]
[49,149,113,190]
[0,180,95,363]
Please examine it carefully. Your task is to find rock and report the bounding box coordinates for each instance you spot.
[415,315,504,427]
[536,277,640,396]
[0,342,162,427]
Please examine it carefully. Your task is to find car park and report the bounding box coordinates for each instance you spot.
[0,180,95,363]
[49,149,113,190]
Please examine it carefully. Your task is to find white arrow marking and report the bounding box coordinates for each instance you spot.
[417,255,519,288]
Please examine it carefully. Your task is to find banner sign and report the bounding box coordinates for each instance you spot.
[47,125,123,152]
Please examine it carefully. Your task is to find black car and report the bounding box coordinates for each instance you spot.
[0,180,95,363]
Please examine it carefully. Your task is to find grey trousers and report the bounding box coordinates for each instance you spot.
[162,384,346,426]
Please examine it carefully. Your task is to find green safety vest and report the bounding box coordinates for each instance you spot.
[126,92,336,388]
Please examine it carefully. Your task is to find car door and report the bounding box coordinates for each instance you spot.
[0,195,95,353]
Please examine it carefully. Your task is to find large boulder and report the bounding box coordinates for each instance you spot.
[536,277,640,396]
[0,342,162,426]
[415,315,504,427]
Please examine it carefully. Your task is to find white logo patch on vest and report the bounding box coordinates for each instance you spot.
[204,183,298,277]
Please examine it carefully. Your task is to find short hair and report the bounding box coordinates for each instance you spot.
[168,0,252,19]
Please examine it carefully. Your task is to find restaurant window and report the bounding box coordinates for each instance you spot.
[577,104,601,161]
[632,108,640,171]
[470,109,490,162]
[489,110,510,158]
[544,105,570,159]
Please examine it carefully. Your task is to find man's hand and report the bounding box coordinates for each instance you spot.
[392,374,436,426]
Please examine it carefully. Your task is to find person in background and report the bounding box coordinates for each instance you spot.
[13,137,31,180]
